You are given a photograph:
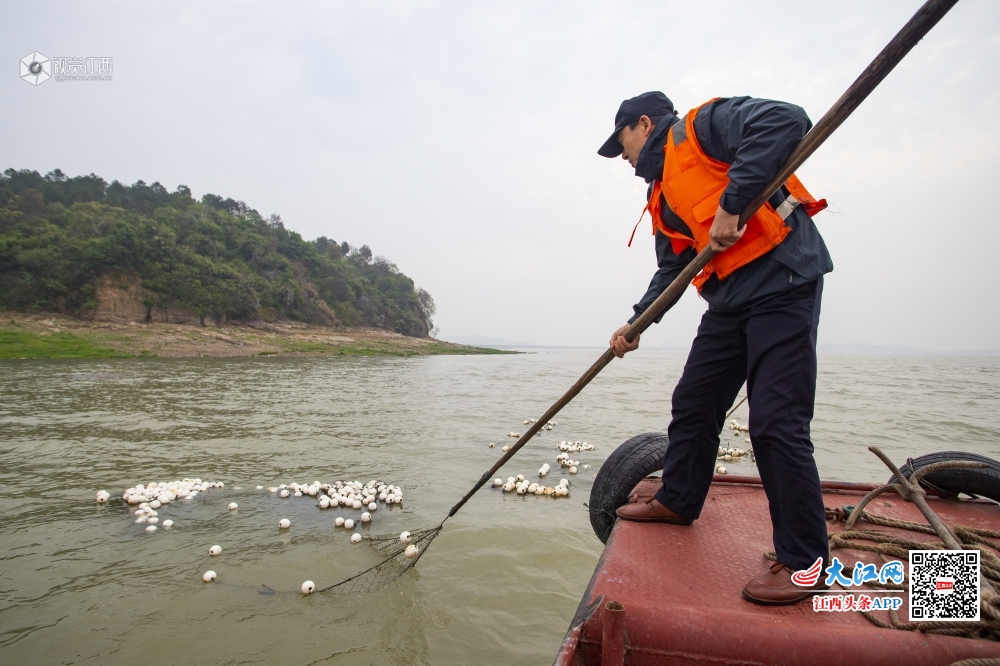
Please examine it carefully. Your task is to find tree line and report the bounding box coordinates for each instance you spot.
[0,169,436,336]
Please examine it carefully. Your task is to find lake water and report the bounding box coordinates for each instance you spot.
[1,350,999,665]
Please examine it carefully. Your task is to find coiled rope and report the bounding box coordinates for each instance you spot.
[763,448,1000,665]
[817,508,1000,642]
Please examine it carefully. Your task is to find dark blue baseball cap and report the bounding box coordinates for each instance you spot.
[597,91,675,158]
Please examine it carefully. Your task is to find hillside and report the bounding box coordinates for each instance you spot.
[0,169,435,336]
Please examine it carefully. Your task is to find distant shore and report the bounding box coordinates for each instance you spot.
[0,312,512,359]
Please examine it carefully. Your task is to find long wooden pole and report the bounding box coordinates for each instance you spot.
[446,0,960,520]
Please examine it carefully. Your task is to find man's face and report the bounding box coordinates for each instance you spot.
[618,115,654,168]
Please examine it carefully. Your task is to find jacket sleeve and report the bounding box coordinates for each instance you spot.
[695,97,813,215]
[628,231,696,324]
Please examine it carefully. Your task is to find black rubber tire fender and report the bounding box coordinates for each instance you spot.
[891,450,1000,503]
[588,432,669,544]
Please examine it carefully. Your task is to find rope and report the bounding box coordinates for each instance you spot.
[818,506,1000,650]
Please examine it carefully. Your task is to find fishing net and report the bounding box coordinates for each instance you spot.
[320,525,442,594]
[315,321,675,595]
[320,394,752,594]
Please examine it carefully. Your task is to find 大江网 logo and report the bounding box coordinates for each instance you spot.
[20,52,51,86]
[790,558,823,586]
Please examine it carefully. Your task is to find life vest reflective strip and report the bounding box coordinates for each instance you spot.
[630,99,827,289]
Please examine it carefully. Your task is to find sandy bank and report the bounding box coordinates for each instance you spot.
[0,311,509,359]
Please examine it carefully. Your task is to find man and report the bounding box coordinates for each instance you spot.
[598,91,833,605]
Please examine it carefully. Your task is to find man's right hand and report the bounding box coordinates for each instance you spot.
[609,323,640,358]
[708,205,745,251]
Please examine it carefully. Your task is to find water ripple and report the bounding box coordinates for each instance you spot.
[0,352,998,663]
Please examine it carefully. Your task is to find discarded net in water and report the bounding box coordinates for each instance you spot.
[318,325,642,593]
[321,525,442,594]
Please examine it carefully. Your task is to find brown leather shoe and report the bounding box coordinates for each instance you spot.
[742,562,829,606]
[615,497,692,525]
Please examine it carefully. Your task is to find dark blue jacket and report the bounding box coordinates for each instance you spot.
[628,97,833,323]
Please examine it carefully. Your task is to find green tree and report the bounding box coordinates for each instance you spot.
[0,168,434,336]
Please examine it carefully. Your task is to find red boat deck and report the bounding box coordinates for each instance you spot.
[555,476,1000,666]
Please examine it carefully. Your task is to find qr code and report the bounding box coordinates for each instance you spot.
[909,550,980,621]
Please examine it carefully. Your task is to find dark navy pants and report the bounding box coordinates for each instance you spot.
[655,278,829,571]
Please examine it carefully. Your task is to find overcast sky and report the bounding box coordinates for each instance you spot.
[4,1,998,350]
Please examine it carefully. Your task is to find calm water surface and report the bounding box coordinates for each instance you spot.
[1,350,999,665]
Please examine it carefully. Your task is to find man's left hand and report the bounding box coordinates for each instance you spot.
[708,206,745,251]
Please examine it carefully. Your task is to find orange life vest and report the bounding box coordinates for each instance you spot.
[635,99,827,289]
